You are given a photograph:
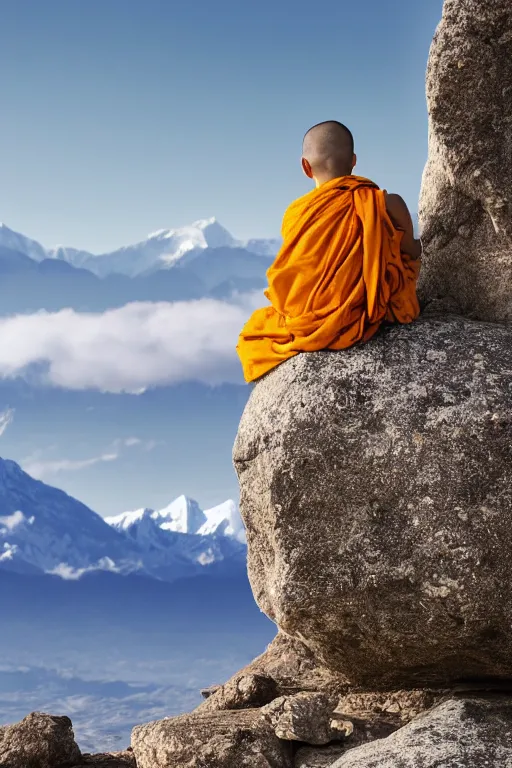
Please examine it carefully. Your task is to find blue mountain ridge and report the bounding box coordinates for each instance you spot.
[0,456,246,581]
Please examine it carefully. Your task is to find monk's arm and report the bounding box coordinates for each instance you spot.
[384,193,422,260]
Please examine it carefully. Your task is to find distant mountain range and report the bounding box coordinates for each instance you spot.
[0,219,280,314]
[0,456,245,581]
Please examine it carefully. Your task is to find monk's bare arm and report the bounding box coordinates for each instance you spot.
[384,192,422,260]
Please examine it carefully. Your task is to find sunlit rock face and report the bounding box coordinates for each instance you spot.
[418,0,512,321]
[234,316,512,688]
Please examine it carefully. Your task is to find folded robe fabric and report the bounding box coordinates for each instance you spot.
[237,175,420,383]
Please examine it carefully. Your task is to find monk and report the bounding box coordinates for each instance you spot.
[237,120,421,383]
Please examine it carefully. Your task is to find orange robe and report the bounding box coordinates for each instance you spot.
[237,175,420,383]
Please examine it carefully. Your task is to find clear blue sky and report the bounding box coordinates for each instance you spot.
[0,0,443,253]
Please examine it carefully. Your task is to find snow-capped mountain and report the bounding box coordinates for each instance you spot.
[0,217,280,279]
[0,457,245,581]
[0,218,278,313]
[107,496,246,543]
[57,218,239,278]
[0,223,47,262]
[0,457,132,576]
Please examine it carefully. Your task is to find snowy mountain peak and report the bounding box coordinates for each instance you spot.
[192,217,217,229]
[0,224,47,263]
[156,495,207,534]
[104,507,154,530]
[106,495,246,544]
[0,460,246,581]
[0,217,281,279]
[200,500,246,543]
[0,457,27,482]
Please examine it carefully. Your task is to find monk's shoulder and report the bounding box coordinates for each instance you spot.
[288,187,318,212]
[281,189,317,230]
[384,192,410,218]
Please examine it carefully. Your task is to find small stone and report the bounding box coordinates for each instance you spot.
[261,692,351,746]
[201,684,222,699]
[197,673,279,712]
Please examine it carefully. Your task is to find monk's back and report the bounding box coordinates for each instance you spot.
[236,122,421,383]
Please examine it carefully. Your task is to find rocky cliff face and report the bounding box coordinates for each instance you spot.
[419,0,512,321]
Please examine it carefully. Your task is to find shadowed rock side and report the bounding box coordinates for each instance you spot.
[331,697,512,767]
[234,315,512,688]
[0,711,135,768]
[419,0,512,321]
[0,713,82,768]
[73,752,136,767]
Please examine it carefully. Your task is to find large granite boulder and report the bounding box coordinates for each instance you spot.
[234,315,512,688]
[419,0,512,321]
[0,712,81,768]
[331,696,512,767]
[131,709,293,768]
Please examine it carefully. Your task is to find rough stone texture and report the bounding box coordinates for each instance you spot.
[0,712,82,768]
[295,745,347,768]
[336,689,444,729]
[131,709,293,768]
[331,696,512,767]
[234,315,512,688]
[419,0,512,322]
[213,633,350,701]
[261,692,351,745]
[334,690,445,748]
[73,751,136,767]
[201,684,222,699]
[196,673,279,713]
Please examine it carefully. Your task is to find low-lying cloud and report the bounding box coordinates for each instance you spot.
[0,296,260,392]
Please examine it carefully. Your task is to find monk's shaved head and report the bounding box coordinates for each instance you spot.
[302,121,355,181]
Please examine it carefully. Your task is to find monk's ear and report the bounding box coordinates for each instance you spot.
[301,157,313,179]
[351,153,357,171]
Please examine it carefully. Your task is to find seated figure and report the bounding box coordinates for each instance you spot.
[237,120,421,383]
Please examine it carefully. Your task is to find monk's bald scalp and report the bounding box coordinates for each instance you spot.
[302,121,355,178]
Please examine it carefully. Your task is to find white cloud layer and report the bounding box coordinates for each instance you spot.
[0,297,259,392]
[0,510,32,532]
[47,557,120,581]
